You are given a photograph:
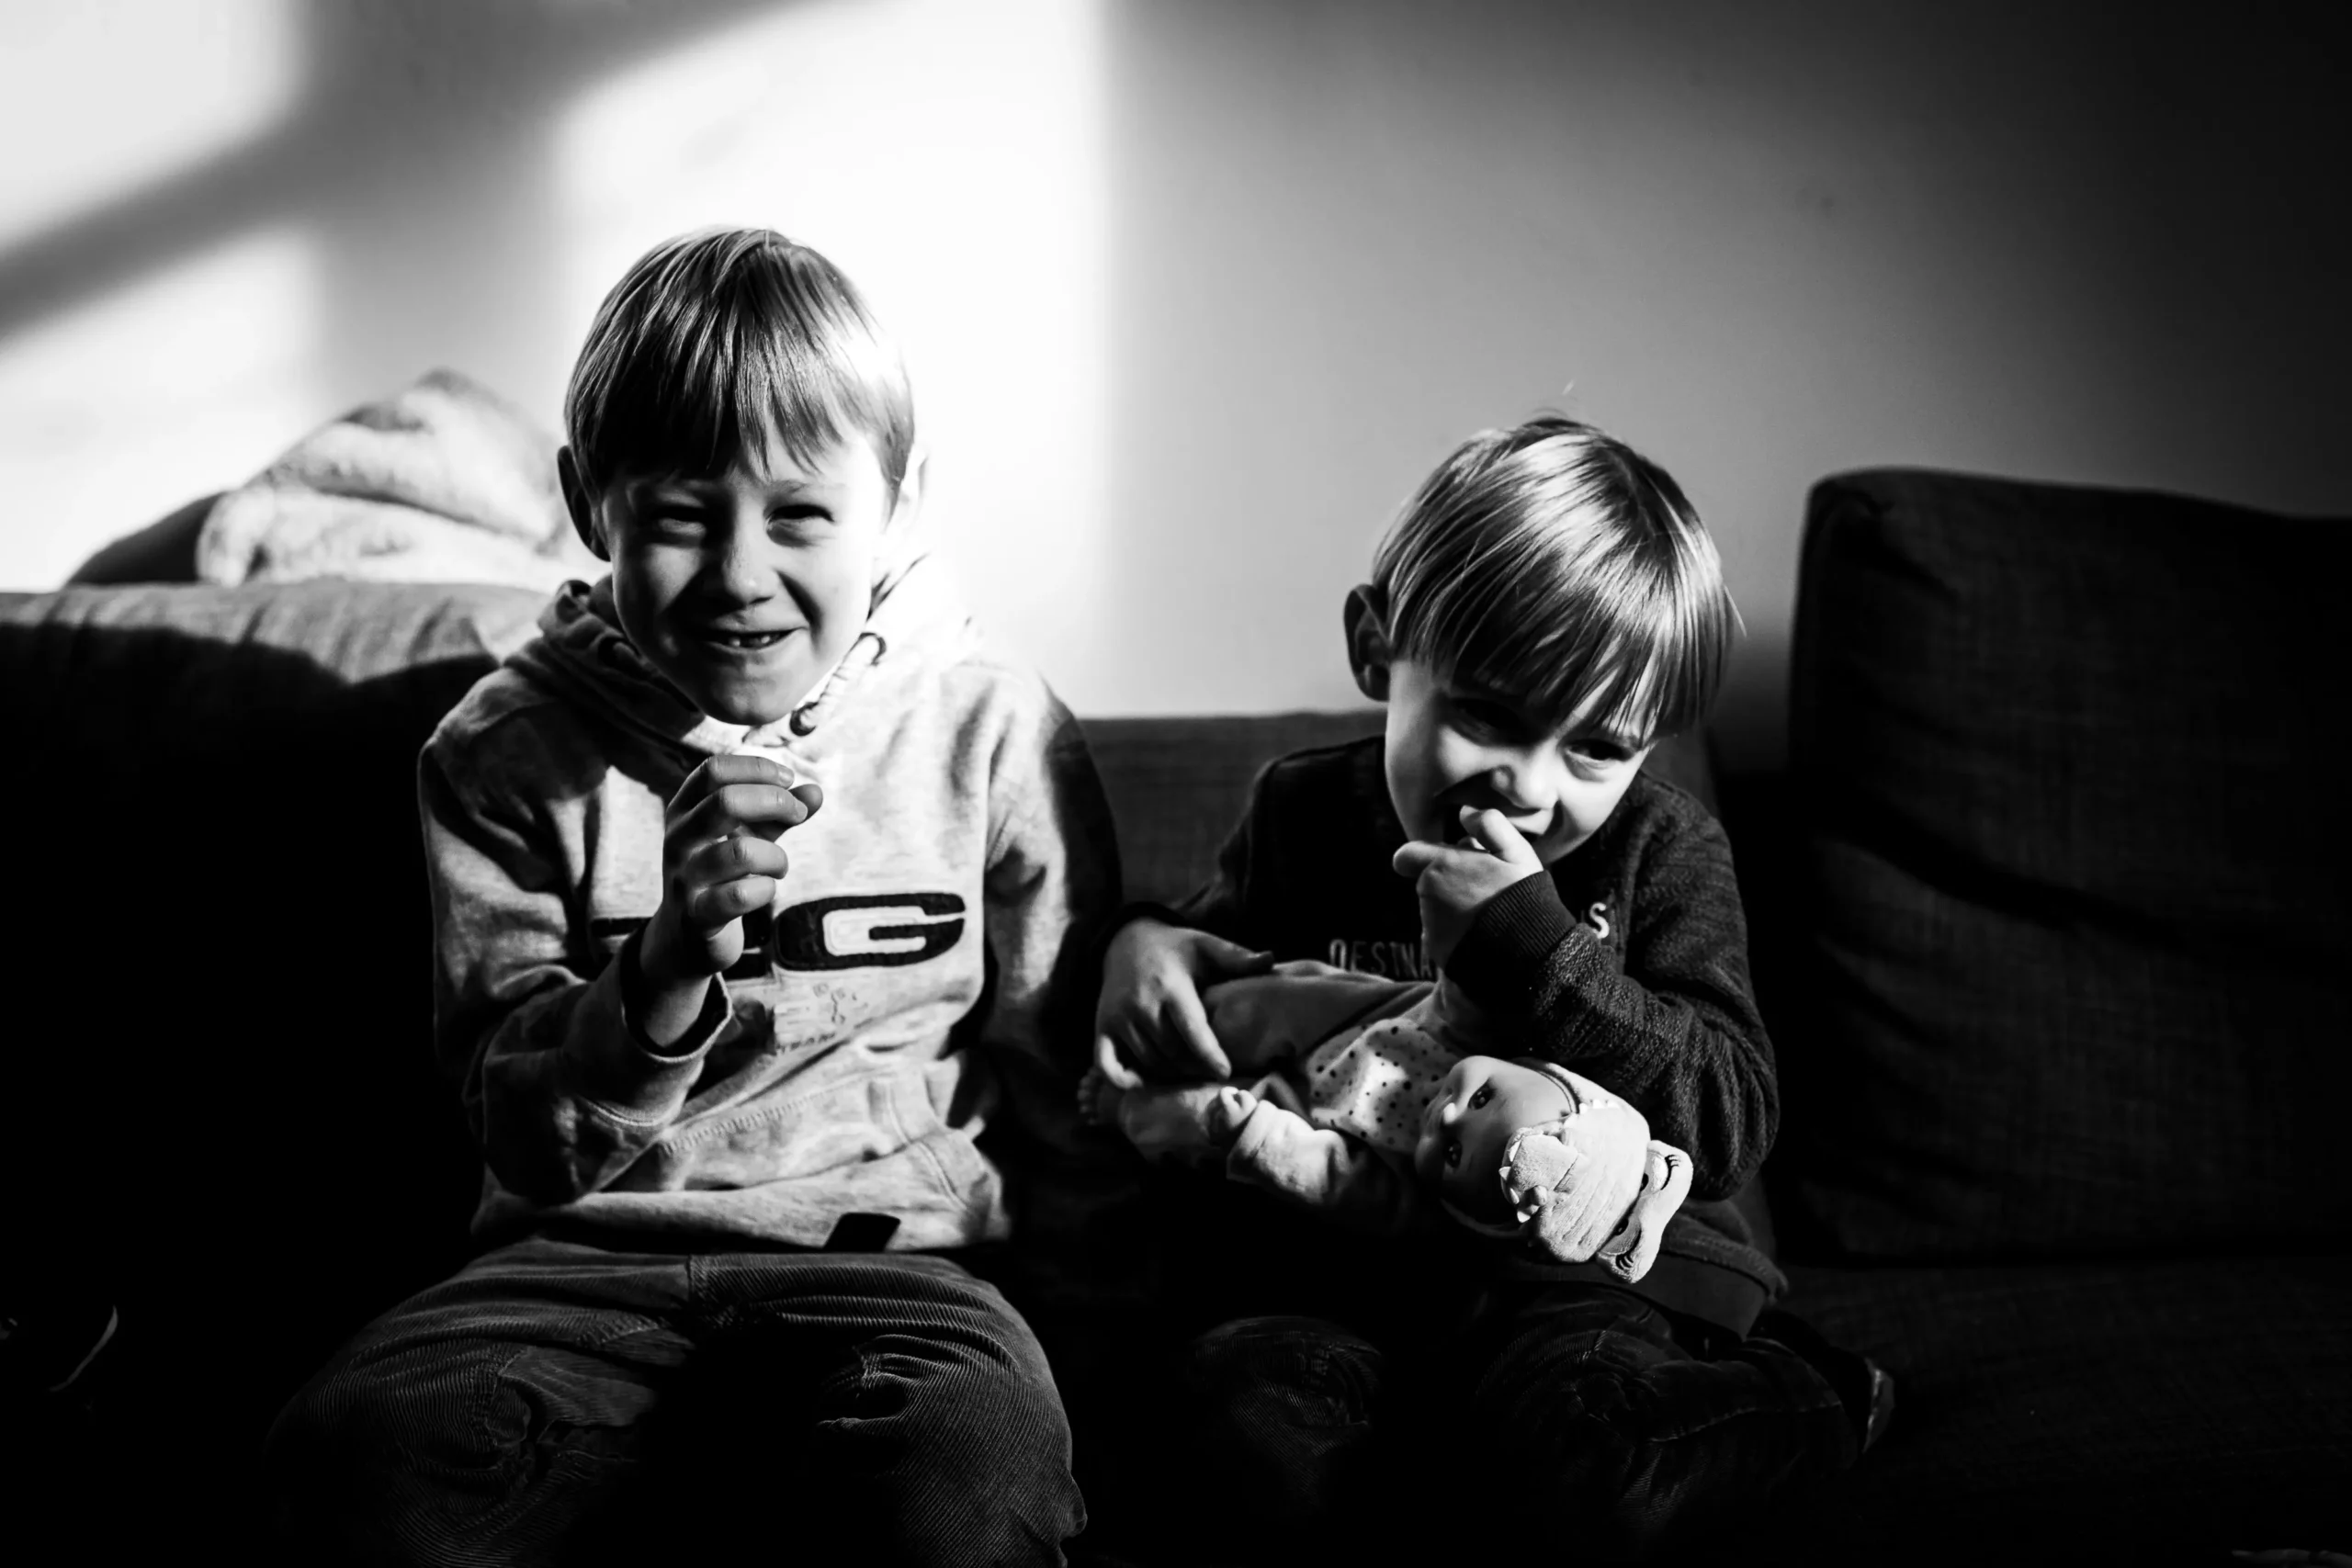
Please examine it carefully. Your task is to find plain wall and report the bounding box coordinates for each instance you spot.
[3,0,2346,769]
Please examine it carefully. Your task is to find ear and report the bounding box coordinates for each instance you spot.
[558,446,609,563]
[1595,1143,1693,1283]
[1341,583,1393,702]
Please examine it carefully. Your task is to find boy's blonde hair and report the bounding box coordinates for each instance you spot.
[1371,415,1737,742]
[564,227,914,493]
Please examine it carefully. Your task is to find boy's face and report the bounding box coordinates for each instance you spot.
[1345,589,1655,866]
[564,435,913,727]
[1414,1055,1574,1221]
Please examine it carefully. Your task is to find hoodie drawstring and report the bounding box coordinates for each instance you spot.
[788,630,886,737]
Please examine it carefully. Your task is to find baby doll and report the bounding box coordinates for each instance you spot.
[1079,964,1690,1278]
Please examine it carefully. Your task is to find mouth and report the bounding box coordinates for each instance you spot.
[685,626,799,655]
[1440,790,1556,844]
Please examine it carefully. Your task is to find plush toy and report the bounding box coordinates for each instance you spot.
[1499,1086,1693,1279]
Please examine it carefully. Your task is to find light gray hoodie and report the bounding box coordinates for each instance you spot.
[419,558,1119,1251]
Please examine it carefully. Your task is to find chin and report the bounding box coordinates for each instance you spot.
[709,688,808,727]
[676,670,818,728]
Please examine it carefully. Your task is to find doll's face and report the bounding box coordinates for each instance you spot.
[1413,1055,1576,1221]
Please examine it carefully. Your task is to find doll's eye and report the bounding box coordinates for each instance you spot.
[1470,1085,1492,1110]
[1444,1139,1462,1169]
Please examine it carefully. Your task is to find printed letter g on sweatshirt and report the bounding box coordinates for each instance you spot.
[773,893,967,970]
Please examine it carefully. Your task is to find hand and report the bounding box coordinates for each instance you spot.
[1390,806,1546,969]
[639,754,823,993]
[1092,919,1275,1089]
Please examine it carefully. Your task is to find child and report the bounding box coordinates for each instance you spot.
[265,229,1118,1566]
[1082,960,1693,1274]
[1094,416,1892,1561]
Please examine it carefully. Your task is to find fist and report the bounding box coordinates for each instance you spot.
[1390,806,1545,969]
[642,753,823,987]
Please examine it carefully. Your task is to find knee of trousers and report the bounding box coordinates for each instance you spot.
[1185,1316,1385,1431]
[847,1346,1082,1563]
[1473,1358,1685,1560]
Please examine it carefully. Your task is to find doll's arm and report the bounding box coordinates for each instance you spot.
[1223,1092,1424,1235]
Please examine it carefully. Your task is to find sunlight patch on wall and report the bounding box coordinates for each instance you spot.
[0,228,320,588]
[0,1,297,255]
[554,0,1109,694]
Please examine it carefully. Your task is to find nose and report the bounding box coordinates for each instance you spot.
[1478,741,1563,816]
[711,515,776,604]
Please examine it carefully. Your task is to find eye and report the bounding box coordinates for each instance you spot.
[1444,1139,1462,1169]
[1469,1084,1493,1110]
[642,506,707,540]
[1452,695,1536,742]
[1565,736,1632,764]
[765,505,832,539]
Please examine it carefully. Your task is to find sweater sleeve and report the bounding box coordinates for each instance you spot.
[421,739,730,1206]
[1443,810,1778,1201]
[977,685,1134,1280]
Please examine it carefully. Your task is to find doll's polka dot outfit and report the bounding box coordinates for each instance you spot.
[1299,994,1462,1156]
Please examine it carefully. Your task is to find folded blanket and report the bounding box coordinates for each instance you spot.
[196,368,601,591]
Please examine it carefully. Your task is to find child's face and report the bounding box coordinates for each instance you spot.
[569,435,910,726]
[1413,1055,1575,1221]
[1377,653,1654,866]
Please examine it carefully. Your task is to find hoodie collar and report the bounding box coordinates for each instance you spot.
[513,551,970,763]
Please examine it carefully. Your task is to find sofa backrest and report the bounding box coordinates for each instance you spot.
[1773,469,2352,1262]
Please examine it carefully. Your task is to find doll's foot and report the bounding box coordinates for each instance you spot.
[1077,1064,1125,1128]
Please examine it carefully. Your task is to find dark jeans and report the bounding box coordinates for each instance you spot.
[1184,1284,1856,1563]
[265,1235,1083,1568]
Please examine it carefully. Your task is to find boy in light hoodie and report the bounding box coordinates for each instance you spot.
[266,229,1118,1566]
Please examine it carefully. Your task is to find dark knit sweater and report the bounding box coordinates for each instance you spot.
[1169,737,1785,1328]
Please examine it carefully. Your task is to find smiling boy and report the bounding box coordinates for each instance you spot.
[266,230,1116,1566]
[1095,416,1890,1561]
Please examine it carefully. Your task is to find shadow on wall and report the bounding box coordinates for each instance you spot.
[0,2,789,380]
[0,1,810,592]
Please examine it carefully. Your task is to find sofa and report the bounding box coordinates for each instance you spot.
[3,468,2345,1562]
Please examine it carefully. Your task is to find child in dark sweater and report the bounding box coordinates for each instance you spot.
[1093,416,1891,1561]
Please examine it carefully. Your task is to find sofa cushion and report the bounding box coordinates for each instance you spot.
[1766,1255,2352,1555]
[1776,470,2352,1261]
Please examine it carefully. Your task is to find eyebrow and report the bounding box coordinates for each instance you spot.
[1451,680,1645,749]
[634,474,836,502]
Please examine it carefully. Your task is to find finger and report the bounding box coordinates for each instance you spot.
[1461,806,1544,873]
[1162,986,1233,1078]
[1193,932,1277,979]
[789,780,824,818]
[1392,840,1446,879]
[671,752,794,810]
[1092,1032,1145,1091]
[678,782,814,842]
[684,833,789,895]
[685,873,780,931]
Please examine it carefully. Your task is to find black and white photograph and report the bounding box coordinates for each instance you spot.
[2,1,2346,1562]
